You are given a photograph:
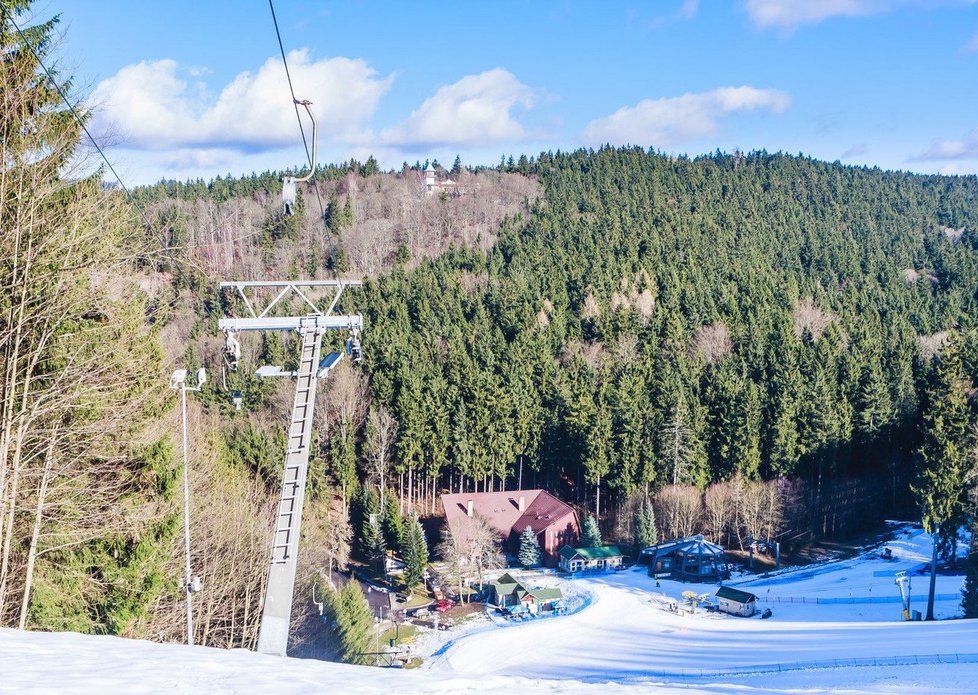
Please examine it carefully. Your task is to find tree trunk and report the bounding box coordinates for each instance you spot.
[926,532,939,621]
[0,425,26,616]
[18,433,57,629]
[595,475,601,518]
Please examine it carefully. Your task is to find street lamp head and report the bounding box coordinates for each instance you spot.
[170,369,187,389]
[196,368,207,386]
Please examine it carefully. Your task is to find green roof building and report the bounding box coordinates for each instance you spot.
[489,572,564,613]
[558,545,624,573]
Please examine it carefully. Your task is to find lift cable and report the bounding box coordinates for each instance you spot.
[266,0,342,279]
[1,6,153,230]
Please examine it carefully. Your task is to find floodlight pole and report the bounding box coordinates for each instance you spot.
[171,368,205,646]
[180,383,194,645]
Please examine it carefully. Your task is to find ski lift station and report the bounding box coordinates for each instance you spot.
[643,535,730,582]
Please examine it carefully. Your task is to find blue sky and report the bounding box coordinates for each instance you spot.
[37,0,978,183]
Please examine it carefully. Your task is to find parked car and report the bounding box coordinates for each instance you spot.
[435,599,453,613]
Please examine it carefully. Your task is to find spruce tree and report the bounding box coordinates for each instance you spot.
[362,516,386,574]
[634,501,658,549]
[335,581,373,665]
[518,525,542,567]
[356,486,380,554]
[402,514,428,590]
[381,494,404,552]
[581,515,602,547]
[962,543,978,619]
[0,2,169,634]
[912,334,972,620]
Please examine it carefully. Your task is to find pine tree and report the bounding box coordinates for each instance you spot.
[518,525,542,567]
[362,516,386,574]
[402,514,428,590]
[332,581,373,665]
[963,542,978,619]
[634,500,658,549]
[0,2,167,634]
[912,334,972,620]
[381,494,404,552]
[356,486,380,553]
[581,515,602,548]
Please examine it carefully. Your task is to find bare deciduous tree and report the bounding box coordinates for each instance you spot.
[704,482,735,545]
[792,298,836,341]
[365,406,397,504]
[692,322,733,364]
[654,485,702,540]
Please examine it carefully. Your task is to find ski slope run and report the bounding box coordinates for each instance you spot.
[431,524,977,683]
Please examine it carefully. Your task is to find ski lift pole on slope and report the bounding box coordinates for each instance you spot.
[895,571,911,621]
[282,99,317,215]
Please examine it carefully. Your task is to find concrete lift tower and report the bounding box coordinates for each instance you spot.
[220,279,363,655]
[217,97,365,656]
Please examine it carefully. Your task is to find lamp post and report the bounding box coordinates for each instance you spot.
[170,367,206,646]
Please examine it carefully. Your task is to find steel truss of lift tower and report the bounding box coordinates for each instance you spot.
[218,279,363,656]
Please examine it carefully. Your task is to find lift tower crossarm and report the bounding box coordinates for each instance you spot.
[220,280,362,320]
[218,315,363,333]
[217,279,364,657]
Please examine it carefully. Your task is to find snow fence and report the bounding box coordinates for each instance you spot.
[671,652,978,681]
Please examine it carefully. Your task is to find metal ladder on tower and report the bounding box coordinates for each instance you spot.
[256,318,324,654]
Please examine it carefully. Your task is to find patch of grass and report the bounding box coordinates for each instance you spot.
[392,582,433,608]
[379,623,418,648]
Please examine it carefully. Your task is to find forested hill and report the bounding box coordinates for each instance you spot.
[358,148,978,531]
[8,3,978,652]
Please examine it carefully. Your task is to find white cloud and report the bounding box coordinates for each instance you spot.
[678,0,701,19]
[159,148,238,171]
[914,130,978,161]
[841,143,868,159]
[91,50,393,152]
[583,86,790,147]
[381,68,534,148]
[744,0,978,30]
[937,161,978,175]
[744,0,887,29]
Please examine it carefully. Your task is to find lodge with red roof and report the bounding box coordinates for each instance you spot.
[440,489,580,567]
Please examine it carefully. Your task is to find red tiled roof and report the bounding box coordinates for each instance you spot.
[513,492,574,534]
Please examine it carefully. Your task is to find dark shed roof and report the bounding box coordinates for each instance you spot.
[716,586,758,604]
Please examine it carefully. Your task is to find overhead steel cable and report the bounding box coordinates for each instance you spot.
[266,0,343,280]
[1,5,153,231]
[267,0,312,170]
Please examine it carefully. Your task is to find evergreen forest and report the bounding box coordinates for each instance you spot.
[3,2,978,656]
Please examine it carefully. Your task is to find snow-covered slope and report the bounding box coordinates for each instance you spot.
[1,626,976,695]
[2,524,975,694]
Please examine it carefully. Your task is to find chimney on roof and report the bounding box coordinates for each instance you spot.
[518,495,525,512]
[467,499,473,517]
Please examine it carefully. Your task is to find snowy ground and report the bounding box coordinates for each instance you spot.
[1,523,975,694]
[427,523,978,691]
